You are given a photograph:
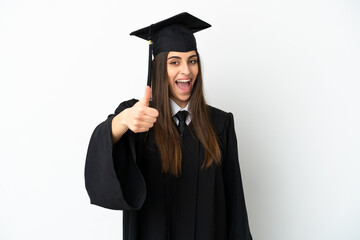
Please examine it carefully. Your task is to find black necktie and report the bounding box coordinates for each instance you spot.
[175,111,187,137]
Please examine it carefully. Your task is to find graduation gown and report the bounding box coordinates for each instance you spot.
[85,99,253,240]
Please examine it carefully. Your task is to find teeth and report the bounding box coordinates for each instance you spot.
[176,79,190,83]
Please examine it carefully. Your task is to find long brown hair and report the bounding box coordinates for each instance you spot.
[151,51,221,176]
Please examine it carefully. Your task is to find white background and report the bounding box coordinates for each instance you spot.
[1,0,359,239]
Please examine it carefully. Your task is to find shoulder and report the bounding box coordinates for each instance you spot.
[207,105,234,135]
[114,99,139,114]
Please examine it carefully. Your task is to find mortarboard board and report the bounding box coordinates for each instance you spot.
[130,12,211,86]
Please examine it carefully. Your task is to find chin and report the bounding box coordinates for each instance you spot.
[178,95,191,102]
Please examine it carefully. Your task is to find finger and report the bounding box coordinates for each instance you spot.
[132,118,155,128]
[138,115,157,124]
[131,127,150,133]
[144,107,159,118]
[139,86,151,107]
[132,124,154,133]
[141,122,155,129]
[137,127,152,133]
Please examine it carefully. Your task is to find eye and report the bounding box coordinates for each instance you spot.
[169,60,179,65]
[189,59,198,64]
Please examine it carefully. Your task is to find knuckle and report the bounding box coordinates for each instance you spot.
[132,127,138,133]
[138,106,144,113]
[132,119,139,126]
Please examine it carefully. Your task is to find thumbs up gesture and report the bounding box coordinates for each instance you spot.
[111,86,159,143]
[124,86,159,133]
[127,86,159,133]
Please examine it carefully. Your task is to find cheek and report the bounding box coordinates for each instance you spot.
[167,67,176,81]
[192,65,199,80]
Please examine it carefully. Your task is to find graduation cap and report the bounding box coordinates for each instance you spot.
[130,12,211,86]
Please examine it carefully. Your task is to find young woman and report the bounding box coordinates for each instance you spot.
[85,12,253,240]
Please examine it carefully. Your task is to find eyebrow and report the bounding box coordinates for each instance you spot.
[167,55,198,60]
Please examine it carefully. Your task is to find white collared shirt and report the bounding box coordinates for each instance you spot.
[170,98,192,126]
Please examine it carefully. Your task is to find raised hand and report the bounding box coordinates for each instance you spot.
[111,86,159,143]
[126,86,159,133]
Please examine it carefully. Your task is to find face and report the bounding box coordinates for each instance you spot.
[167,50,198,108]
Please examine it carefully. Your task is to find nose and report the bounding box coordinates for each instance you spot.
[181,62,190,75]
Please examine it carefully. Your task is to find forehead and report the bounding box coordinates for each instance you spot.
[167,50,197,58]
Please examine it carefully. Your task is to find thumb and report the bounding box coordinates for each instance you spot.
[140,86,151,106]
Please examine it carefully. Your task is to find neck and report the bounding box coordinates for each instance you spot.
[170,97,188,109]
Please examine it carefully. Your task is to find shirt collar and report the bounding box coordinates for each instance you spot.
[170,98,192,125]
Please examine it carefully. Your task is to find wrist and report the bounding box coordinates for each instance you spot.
[111,110,129,143]
[118,108,129,128]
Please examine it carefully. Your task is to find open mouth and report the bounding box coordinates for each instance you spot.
[175,79,191,91]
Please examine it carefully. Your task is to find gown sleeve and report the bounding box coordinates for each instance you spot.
[84,99,146,210]
[222,113,253,240]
